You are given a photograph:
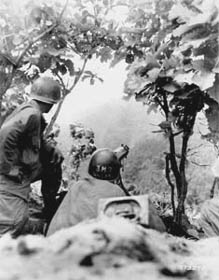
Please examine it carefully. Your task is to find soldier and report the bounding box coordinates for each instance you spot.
[47,148,127,236]
[0,76,64,237]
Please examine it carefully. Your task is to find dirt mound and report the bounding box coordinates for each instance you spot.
[0,217,218,280]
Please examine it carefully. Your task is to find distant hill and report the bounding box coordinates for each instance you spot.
[57,98,162,153]
[57,98,216,202]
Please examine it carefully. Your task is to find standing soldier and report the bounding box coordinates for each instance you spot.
[0,76,63,237]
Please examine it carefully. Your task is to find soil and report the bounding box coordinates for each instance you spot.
[0,217,218,280]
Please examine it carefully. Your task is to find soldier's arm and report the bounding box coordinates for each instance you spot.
[41,137,64,165]
[2,111,41,179]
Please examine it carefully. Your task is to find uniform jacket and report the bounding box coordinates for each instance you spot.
[0,100,47,188]
[47,176,126,236]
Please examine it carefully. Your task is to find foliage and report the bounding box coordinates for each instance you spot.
[1,0,219,226]
[68,123,96,181]
[0,0,136,128]
[124,137,169,194]
[120,0,219,224]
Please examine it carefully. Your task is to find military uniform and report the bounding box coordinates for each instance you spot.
[47,176,126,236]
[0,100,60,237]
[198,198,219,237]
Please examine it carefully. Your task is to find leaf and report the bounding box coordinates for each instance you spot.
[65,59,74,76]
[145,54,161,70]
[208,73,219,103]
[90,77,95,85]
[12,35,23,46]
[173,71,195,86]
[99,47,112,63]
[45,47,66,56]
[159,121,171,129]
[192,70,215,90]
[147,103,158,114]
[57,64,67,75]
[174,23,210,42]
[183,26,210,42]
[192,59,205,71]
[205,99,219,133]
[84,70,93,76]
[81,74,90,82]
[110,52,126,68]
[212,59,219,73]
[147,68,160,82]
[124,74,150,95]
[45,20,53,26]
[97,76,104,83]
[163,83,180,93]
[173,25,189,38]
[122,94,132,101]
[169,3,197,23]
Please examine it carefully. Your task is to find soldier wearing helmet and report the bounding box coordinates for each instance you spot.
[88,148,121,180]
[0,76,64,238]
[47,148,127,236]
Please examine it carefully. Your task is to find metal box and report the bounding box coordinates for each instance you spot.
[98,194,149,226]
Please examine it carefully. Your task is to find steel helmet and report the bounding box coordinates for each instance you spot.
[30,77,61,104]
[88,148,121,180]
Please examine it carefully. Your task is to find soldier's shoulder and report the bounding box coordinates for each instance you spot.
[16,103,41,123]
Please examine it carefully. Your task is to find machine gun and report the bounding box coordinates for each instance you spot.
[98,144,167,233]
[114,144,129,164]
[113,144,130,196]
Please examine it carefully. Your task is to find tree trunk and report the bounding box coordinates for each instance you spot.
[174,131,190,225]
[210,177,219,198]
[45,98,64,137]
[0,92,3,127]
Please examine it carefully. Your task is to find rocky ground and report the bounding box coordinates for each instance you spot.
[0,217,218,280]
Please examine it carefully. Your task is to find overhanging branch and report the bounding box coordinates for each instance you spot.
[68,57,88,93]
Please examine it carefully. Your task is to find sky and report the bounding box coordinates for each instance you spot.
[54,60,129,124]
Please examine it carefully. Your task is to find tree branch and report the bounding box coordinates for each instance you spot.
[189,160,209,167]
[165,153,176,216]
[45,57,88,136]
[16,24,58,67]
[173,130,184,137]
[179,133,189,173]
[154,96,166,114]
[55,72,70,96]
[161,88,169,118]
[17,0,68,67]
[210,177,218,198]
[59,0,69,20]
[45,99,64,137]
[68,57,88,93]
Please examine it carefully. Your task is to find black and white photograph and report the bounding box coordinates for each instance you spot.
[0,0,218,279]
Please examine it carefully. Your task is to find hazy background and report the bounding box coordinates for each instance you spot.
[54,60,162,151]
[47,59,217,204]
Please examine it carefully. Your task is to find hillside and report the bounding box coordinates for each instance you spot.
[57,98,162,151]
[56,99,216,206]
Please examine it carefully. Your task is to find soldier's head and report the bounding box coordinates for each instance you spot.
[88,148,121,181]
[30,76,61,113]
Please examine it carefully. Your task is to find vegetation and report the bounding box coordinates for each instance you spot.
[0,0,130,130]
[121,0,219,224]
[1,0,219,227]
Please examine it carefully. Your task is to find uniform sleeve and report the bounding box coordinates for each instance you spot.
[2,110,41,174]
[3,124,23,171]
